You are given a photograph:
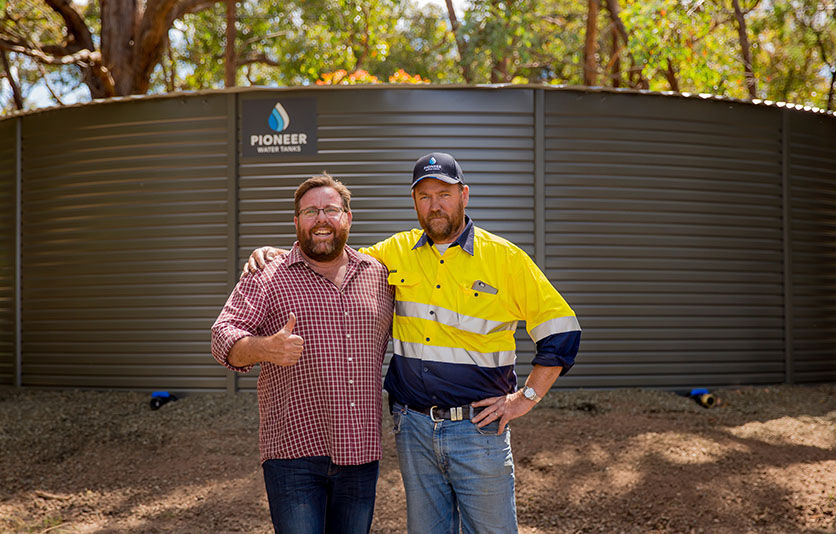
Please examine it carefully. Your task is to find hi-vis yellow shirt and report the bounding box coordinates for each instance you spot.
[361,217,581,408]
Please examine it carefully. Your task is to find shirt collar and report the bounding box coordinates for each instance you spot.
[412,215,474,256]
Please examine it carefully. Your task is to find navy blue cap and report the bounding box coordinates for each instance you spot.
[411,152,464,189]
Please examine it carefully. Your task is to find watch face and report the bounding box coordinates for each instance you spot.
[524,387,535,400]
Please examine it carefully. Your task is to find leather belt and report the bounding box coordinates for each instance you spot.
[410,405,484,422]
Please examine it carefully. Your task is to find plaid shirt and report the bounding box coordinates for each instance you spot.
[211,244,393,465]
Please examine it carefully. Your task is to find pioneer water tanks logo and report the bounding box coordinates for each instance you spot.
[242,98,317,158]
[268,102,290,132]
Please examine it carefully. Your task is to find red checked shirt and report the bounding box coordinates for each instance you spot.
[211,244,393,465]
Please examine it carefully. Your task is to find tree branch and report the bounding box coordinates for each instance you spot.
[168,0,221,24]
[134,0,222,93]
[731,0,757,98]
[0,37,94,65]
[35,61,66,105]
[603,0,648,89]
[445,0,473,83]
[238,51,280,67]
[0,37,116,97]
[1,49,24,109]
[43,0,95,51]
[241,31,290,48]
[224,0,235,87]
[664,57,679,91]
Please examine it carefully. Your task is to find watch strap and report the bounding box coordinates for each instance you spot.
[523,385,542,403]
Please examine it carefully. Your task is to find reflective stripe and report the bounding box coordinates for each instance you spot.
[529,316,582,342]
[395,300,517,336]
[393,339,516,368]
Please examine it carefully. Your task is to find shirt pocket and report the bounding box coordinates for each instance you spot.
[458,279,504,324]
[387,271,419,288]
[387,271,421,302]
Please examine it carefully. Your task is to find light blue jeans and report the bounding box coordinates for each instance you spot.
[392,404,518,534]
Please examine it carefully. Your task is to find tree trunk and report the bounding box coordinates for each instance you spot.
[490,56,512,83]
[100,0,137,96]
[583,0,600,86]
[610,25,621,87]
[604,0,648,89]
[445,0,473,83]
[731,0,757,99]
[4,0,220,100]
[1,50,24,109]
[664,58,679,91]
[225,0,235,87]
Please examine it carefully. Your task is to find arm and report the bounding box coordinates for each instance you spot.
[227,313,304,368]
[471,364,562,434]
[472,246,581,434]
[211,274,304,370]
[241,235,397,277]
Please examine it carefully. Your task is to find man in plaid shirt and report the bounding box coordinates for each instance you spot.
[211,174,394,534]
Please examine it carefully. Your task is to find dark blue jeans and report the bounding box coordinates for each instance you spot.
[262,456,379,534]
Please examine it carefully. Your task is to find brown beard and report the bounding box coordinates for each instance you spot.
[298,223,349,262]
[418,201,465,243]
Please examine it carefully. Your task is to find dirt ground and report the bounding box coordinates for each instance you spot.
[1,383,834,534]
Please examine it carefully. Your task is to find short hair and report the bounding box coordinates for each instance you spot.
[294,173,351,215]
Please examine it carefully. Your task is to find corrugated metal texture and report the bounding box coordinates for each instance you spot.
[0,119,16,385]
[787,110,836,383]
[20,95,232,390]
[544,91,785,388]
[236,88,535,390]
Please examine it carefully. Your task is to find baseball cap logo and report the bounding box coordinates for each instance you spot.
[268,102,290,132]
[429,157,436,165]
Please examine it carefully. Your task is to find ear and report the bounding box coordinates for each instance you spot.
[461,184,470,208]
[345,210,353,226]
[293,215,298,230]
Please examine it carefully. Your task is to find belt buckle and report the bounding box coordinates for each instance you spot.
[429,405,443,422]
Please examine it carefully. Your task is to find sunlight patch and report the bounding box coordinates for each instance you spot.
[632,431,750,464]
[726,413,836,448]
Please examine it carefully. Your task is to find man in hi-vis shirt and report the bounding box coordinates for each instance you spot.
[246,152,581,534]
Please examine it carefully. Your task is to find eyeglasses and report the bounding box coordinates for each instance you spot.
[298,206,344,220]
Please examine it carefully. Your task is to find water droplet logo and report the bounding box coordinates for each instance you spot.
[429,157,436,165]
[268,102,290,132]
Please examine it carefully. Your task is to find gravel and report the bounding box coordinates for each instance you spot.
[1,383,834,533]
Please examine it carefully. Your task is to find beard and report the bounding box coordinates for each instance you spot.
[298,222,349,262]
[418,201,466,243]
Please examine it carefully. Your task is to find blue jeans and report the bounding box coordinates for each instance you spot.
[262,456,379,534]
[392,404,518,534]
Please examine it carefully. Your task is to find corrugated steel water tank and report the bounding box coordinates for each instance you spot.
[14,95,235,390]
[1,86,834,391]
[545,92,786,387]
[0,118,16,385]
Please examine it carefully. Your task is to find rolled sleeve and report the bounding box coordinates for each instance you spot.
[210,273,270,373]
[533,330,581,375]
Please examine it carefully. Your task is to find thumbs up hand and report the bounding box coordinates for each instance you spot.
[261,313,304,366]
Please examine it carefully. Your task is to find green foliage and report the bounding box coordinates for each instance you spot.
[750,0,836,106]
[147,0,456,91]
[620,0,745,95]
[2,0,835,111]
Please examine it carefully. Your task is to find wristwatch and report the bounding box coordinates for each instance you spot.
[522,385,542,403]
